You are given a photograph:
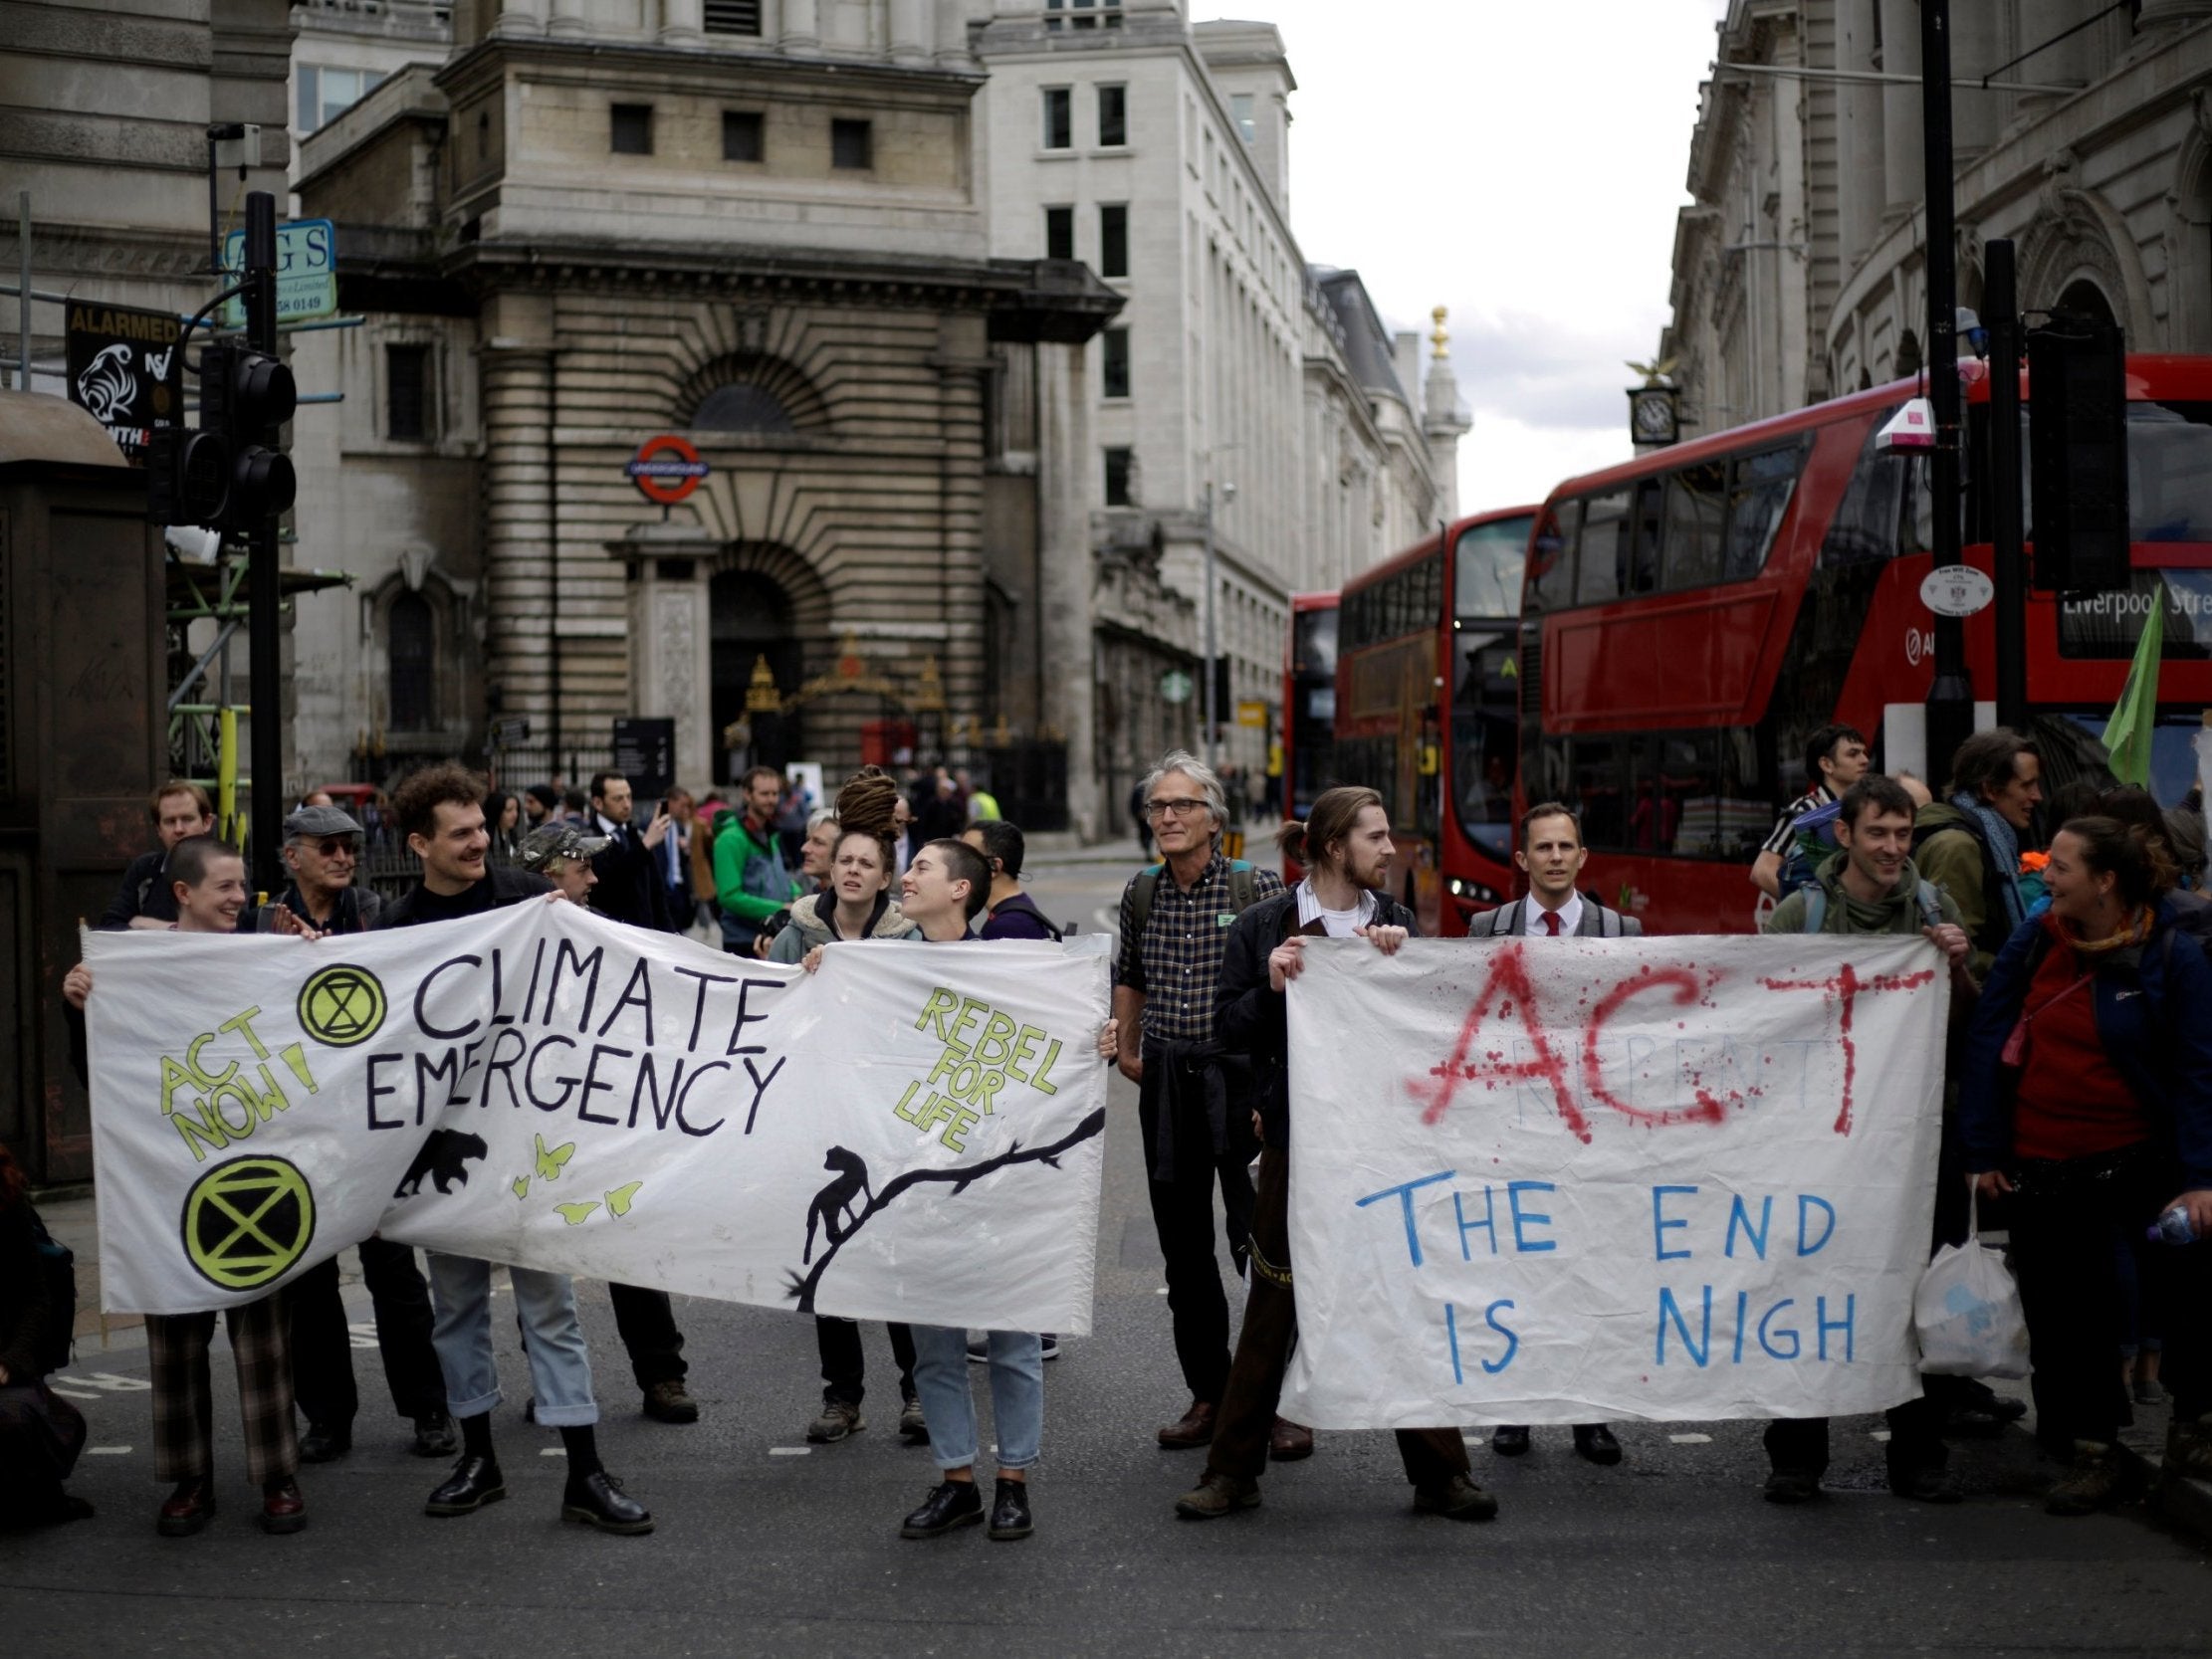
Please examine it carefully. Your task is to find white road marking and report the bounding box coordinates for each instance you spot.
[541,1446,566,1457]
[769,1446,811,1457]
[1668,1433,1712,1445]
[87,1445,133,1456]
[1869,1430,1891,1442]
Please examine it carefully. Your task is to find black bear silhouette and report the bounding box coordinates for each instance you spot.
[393,1130,489,1198]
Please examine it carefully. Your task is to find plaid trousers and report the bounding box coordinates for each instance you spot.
[147,1296,298,1487]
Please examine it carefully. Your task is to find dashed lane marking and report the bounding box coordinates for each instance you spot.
[1668,1433,1712,1445]
[769,1446,811,1457]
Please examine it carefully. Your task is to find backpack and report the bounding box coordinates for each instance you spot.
[989,894,1065,941]
[1777,799,1844,896]
[1798,880,1944,935]
[24,1202,77,1376]
[1129,859,1261,942]
[1911,811,2012,951]
[1476,895,1626,937]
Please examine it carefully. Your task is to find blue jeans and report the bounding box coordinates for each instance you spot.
[910,1326,1042,1473]
[425,1253,598,1428]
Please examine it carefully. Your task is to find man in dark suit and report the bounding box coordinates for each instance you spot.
[587,772,679,933]
[1465,800,1637,1468]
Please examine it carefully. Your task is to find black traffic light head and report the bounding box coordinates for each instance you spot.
[2026,315,2129,594]
[200,341,298,526]
[145,425,232,528]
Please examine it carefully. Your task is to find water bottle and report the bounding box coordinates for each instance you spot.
[2147,1206,2199,1246]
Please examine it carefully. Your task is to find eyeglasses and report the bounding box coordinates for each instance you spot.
[1145,797,1211,821]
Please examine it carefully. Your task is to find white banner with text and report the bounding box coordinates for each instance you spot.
[84,905,1108,1333]
[1282,935,1947,1427]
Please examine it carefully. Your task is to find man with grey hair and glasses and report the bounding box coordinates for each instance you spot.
[1114,750,1287,1454]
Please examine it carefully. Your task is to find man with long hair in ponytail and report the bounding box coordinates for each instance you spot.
[1174,786,1499,1524]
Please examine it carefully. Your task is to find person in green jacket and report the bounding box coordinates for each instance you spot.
[714,766,796,954]
[1912,728,2044,977]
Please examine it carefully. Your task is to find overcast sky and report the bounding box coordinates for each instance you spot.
[1203,0,1731,513]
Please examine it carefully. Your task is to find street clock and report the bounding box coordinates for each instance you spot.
[1628,383,1679,448]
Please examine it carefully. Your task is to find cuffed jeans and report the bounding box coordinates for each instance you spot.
[425,1253,597,1428]
[910,1325,1041,1473]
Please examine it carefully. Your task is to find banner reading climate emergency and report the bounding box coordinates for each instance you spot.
[83,904,1109,1333]
[1280,935,1949,1427]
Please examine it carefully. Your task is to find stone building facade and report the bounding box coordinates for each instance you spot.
[1661,0,2212,436]
[292,0,1119,819]
[970,1,1459,807]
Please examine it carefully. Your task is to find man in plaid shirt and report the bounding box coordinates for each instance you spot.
[1113,750,1284,1453]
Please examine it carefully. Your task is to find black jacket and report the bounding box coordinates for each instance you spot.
[1214,888,1417,1149]
[588,823,678,933]
[98,848,180,931]
[0,1202,58,1381]
[377,864,553,930]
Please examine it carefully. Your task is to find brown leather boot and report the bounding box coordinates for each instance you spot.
[1157,1399,1217,1449]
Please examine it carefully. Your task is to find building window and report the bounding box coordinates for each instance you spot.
[1097,84,1127,147]
[388,590,436,732]
[1231,93,1256,144]
[1099,203,1128,278]
[694,382,795,433]
[831,118,872,169]
[1041,88,1071,150]
[386,344,431,441]
[723,110,764,162]
[610,103,653,155]
[1044,205,1074,262]
[1101,326,1130,398]
[703,0,762,34]
[296,66,384,135]
[1044,0,1122,30]
[1104,446,1135,507]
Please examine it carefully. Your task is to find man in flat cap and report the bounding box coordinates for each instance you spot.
[248,803,453,1466]
[520,821,611,905]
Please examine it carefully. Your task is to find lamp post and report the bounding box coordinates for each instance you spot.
[1920,0,1975,780]
[1201,478,1235,768]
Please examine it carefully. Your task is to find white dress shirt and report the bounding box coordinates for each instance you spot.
[1522,892,1583,937]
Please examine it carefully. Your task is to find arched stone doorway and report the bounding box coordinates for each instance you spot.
[2057,277,2118,326]
[712,568,801,779]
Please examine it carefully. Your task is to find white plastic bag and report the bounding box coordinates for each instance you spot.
[1913,1190,2031,1378]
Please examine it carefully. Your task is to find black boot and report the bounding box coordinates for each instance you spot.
[988,1478,1033,1542]
[561,1470,654,1535]
[899,1480,983,1539]
[424,1455,506,1517]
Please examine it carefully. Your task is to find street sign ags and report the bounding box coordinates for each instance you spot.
[66,300,183,464]
[1919,565,1994,618]
[612,717,677,797]
[220,218,336,327]
[626,434,710,505]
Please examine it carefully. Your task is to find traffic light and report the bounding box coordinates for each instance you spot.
[201,341,298,527]
[2026,314,2129,593]
[146,342,297,531]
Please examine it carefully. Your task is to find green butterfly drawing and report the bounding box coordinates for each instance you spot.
[605,1181,642,1218]
[535,1134,575,1183]
[511,1175,530,1199]
[554,1200,600,1226]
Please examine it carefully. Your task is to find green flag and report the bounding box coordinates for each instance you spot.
[2101,589,2164,786]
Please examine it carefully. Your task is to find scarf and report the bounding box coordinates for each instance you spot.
[2048,903,2156,958]
[1953,791,2027,933]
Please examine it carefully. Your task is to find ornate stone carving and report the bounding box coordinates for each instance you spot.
[654,587,694,719]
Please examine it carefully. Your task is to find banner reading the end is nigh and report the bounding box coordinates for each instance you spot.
[1280,935,1950,1428]
[82,905,1110,1334]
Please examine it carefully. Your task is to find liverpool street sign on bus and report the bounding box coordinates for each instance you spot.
[67,299,184,464]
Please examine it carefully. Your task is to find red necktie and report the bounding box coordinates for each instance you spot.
[1543,910,1562,937]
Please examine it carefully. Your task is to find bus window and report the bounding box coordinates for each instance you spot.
[2126,401,2212,542]
[1576,490,1632,606]
[1722,444,1804,579]
[2057,570,2212,660]
[1529,504,1578,614]
[1629,480,1664,594]
[1453,628,1517,859]
[1717,726,1773,860]
[1455,516,1532,620]
[1822,411,1910,566]
[1664,461,1727,586]
[1652,732,1720,856]
[1573,735,1628,849]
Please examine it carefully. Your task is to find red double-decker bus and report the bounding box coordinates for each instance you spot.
[1518,355,2212,934]
[1334,507,1538,933]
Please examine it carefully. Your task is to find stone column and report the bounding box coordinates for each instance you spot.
[604,526,719,791]
[1879,0,1922,220]
[888,0,928,64]
[659,0,704,43]
[490,0,546,37]
[2138,0,2212,27]
[480,298,558,750]
[2015,0,2091,119]
[1837,0,1882,296]
[548,0,587,39]
[780,0,818,52]
[1035,338,1099,839]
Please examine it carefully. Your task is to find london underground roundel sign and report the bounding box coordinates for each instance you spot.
[625,434,710,505]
